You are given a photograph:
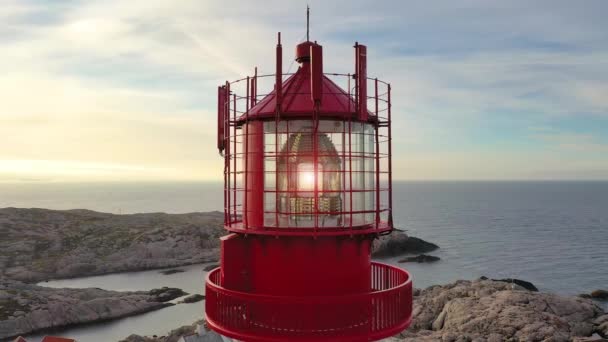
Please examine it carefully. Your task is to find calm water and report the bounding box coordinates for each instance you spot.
[26,264,211,342]
[2,181,606,341]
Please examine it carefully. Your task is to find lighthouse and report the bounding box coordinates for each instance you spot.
[205,18,413,342]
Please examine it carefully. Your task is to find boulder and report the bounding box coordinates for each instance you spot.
[491,278,539,292]
[148,287,187,302]
[180,294,205,304]
[373,232,438,257]
[159,269,185,275]
[398,254,441,263]
[592,290,608,300]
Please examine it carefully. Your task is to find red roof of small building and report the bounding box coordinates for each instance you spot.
[41,337,75,342]
[13,337,28,342]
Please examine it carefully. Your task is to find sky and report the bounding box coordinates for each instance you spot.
[1,0,607,182]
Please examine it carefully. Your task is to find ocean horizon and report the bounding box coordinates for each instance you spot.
[2,180,607,297]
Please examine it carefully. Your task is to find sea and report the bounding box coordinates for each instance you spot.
[1,181,606,341]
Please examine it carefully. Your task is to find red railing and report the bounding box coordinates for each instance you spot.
[205,262,412,342]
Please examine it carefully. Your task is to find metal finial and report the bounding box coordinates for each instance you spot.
[306,5,310,41]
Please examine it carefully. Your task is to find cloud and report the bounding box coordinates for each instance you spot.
[0,0,607,181]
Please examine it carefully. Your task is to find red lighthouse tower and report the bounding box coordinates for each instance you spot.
[206,22,413,341]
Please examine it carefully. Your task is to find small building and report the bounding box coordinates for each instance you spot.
[12,337,28,342]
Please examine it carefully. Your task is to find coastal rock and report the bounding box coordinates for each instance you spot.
[372,231,439,257]
[0,279,175,340]
[574,336,608,342]
[0,208,224,282]
[159,269,185,275]
[491,278,539,292]
[398,254,440,263]
[396,279,604,341]
[180,294,205,304]
[596,314,608,337]
[592,290,608,300]
[149,287,188,302]
[120,319,211,342]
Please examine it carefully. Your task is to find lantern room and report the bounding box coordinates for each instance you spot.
[205,25,413,341]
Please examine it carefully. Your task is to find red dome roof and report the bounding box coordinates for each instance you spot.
[241,63,362,121]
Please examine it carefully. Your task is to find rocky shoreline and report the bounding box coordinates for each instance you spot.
[0,208,224,283]
[0,208,436,284]
[0,279,188,340]
[8,207,605,341]
[122,279,608,342]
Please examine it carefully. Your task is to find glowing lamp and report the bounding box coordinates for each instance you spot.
[297,163,319,191]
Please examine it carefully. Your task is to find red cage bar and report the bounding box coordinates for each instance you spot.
[207,30,412,341]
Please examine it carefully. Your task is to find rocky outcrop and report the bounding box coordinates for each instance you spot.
[595,314,608,338]
[398,254,440,263]
[149,287,188,302]
[395,278,605,341]
[373,231,439,257]
[591,290,608,301]
[180,294,205,304]
[0,279,182,340]
[491,277,539,292]
[0,208,224,282]
[159,269,185,275]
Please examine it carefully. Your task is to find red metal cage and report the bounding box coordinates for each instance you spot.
[219,71,394,236]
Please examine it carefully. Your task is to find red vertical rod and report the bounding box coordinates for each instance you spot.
[246,76,250,113]
[356,44,368,121]
[375,78,380,228]
[286,120,290,219]
[374,78,379,117]
[348,104,353,230]
[348,70,354,230]
[219,86,227,224]
[244,94,249,228]
[275,32,282,228]
[243,76,249,227]
[387,83,393,228]
[354,42,359,115]
[232,94,237,225]
[341,74,350,225]
[224,91,229,225]
[224,82,231,224]
[246,121,264,229]
[310,43,323,232]
[274,118,279,228]
[251,67,258,108]
[276,32,283,113]
[226,92,231,225]
[312,106,319,233]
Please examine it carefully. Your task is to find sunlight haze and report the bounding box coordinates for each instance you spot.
[2,0,607,182]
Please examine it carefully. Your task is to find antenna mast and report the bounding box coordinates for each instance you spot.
[306,5,310,41]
